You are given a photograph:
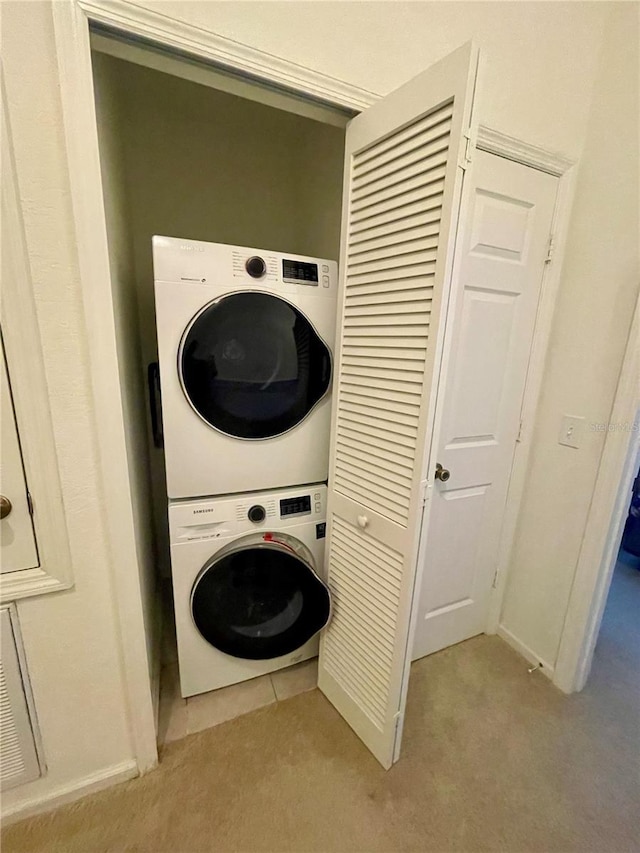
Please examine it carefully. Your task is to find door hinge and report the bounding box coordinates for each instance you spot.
[459,127,475,171]
[26,491,34,516]
[545,234,555,263]
[516,419,524,443]
[420,479,432,507]
[491,566,500,589]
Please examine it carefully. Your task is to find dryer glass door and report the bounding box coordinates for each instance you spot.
[180,292,331,439]
[191,541,330,660]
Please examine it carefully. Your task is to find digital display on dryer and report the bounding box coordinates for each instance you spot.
[280,495,311,517]
[282,259,319,285]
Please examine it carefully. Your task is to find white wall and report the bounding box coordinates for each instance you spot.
[500,2,640,668]
[1,1,135,818]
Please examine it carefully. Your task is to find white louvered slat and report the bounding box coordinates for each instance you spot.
[336,434,414,466]
[348,235,439,266]
[1,607,40,790]
[351,142,450,203]
[353,101,454,170]
[352,117,453,183]
[339,360,424,385]
[347,248,437,276]
[349,223,440,256]
[344,276,434,298]
[319,43,477,770]
[323,517,403,727]
[350,169,447,217]
[350,188,444,233]
[337,413,417,452]
[0,665,25,782]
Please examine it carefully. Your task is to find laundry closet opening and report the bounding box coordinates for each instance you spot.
[90,33,348,737]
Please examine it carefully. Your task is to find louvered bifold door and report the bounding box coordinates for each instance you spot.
[318,43,479,768]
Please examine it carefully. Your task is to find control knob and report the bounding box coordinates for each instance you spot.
[245,256,267,278]
[248,505,266,523]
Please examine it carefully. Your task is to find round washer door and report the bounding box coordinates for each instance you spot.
[179,292,331,439]
[191,534,331,660]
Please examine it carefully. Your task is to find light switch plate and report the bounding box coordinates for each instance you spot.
[558,414,585,449]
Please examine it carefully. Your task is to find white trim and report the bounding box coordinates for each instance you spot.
[477,126,574,176]
[481,127,578,636]
[497,624,555,677]
[0,88,74,603]
[90,31,353,128]
[51,0,157,775]
[79,0,378,112]
[553,295,640,693]
[1,760,138,824]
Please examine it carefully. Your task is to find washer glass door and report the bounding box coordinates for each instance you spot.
[191,538,331,660]
[180,292,331,439]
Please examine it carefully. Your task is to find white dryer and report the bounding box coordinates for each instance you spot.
[169,484,330,697]
[153,237,338,499]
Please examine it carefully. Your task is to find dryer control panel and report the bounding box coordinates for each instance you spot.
[152,236,337,295]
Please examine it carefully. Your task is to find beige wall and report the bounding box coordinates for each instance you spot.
[91,53,344,574]
[111,57,344,367]
[92,54,160,690]
[1,1,134,817]
[142,0,607,159]
[501,2,640,667]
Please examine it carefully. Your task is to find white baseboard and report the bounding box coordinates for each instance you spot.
[497,624,555,678]
[1,759,138,826]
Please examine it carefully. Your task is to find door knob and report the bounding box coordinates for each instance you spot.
[0,496,12,519]
[435,463,451,483]
[357,515,369,529]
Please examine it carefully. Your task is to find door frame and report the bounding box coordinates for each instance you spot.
[50,0,378,777]
[49,0,584,774]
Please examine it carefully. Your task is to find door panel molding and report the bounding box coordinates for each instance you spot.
[475,132,579,644]
[0,97,73,603]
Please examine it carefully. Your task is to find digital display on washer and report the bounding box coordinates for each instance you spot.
[282,259,318,285]
[280,495,311,517]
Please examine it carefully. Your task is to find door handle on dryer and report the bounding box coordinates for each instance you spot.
[148,362,164,449]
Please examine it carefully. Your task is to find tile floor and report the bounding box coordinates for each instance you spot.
[157,613,318,746]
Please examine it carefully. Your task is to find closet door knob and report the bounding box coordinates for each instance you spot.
[0,496,12,519]
[357,515,369,529]
[435,463,451,482]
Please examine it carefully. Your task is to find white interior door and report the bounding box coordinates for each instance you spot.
[318,43,479,768]
[0,348,39,574]
[413,150,558,660]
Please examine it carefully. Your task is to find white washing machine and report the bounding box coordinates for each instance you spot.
[153,237,338,499]
[169,484,330,697]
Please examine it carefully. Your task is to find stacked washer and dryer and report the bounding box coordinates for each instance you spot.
[152,237,337,697]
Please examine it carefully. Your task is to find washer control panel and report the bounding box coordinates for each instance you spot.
[169,484,327,542]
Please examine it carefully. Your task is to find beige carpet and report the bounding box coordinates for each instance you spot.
[3,562,639,852]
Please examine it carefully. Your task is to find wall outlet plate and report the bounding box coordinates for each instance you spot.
[558,414,585,449]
